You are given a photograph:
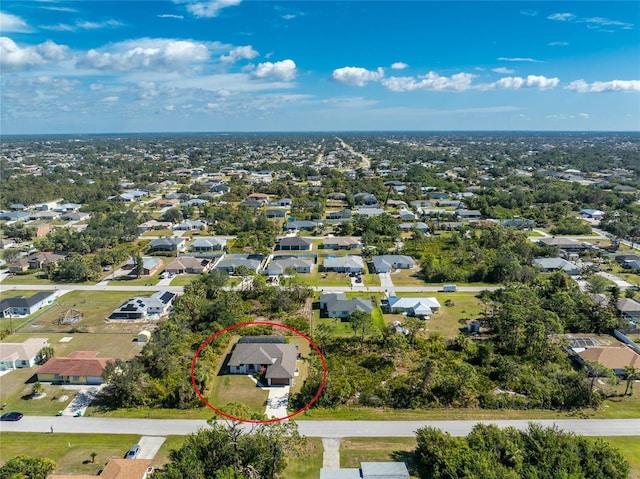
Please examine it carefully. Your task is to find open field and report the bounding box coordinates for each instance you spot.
[4,331,145,360]
[8,290,151,334]
[300,271,350,287]
[341,437,416,470]
[602,436,640,479]
[169,274,196,286]
[0,432,141,474]
[3,272,94,286]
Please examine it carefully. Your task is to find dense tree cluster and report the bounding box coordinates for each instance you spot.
[153,421,304,479]
[0,455,56,479]
[413,227,547,284]
[414,423,629,479]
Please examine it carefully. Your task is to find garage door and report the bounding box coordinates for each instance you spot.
[270,377,290,386]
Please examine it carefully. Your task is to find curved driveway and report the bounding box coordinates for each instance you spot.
[1,417,638,438]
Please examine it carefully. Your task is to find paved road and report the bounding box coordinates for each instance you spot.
[1,417,638,438]
[0,283,499,294]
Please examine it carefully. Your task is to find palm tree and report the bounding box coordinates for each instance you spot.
[624,365,639,396]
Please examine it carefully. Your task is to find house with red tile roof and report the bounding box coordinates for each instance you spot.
[36,351,114,385]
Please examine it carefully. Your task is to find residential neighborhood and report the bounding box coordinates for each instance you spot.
[1,131,639,478]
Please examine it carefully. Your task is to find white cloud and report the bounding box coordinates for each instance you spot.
[331,66,384,86]
[0,11,33,33]
[492,67,515,74]
[251,59,296,81]
[41,19,123,31]
[221,45,258,63]
[281,14,296,20]
[382,72,475,92]
[391,62,408,70]
[183,0,242,18]
[548,41,569,46]
[545,113,590,120]
[0,37,69,70]
[78,38,211,72]
[158,14,184,19]
[547,13,576,22]
[566,79,640,92]
[90,83,104,91]
[580,17,634,29]
[40,6,78,13]
[76,19,123,29]
[101,96,119,102]
[486,75,559,90]
[520,10,537,16]
[37,40,69,61]
[497,57,543,63]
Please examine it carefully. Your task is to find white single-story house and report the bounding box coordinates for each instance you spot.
[0,291,57,318]
[228,337,297,386]
[109,291,177,320]
[324,255,364,273]
[0,338,49,371]
[371,255,415,273]
[387,296,441,317]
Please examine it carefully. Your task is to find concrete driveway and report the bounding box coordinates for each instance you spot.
[265,386,290,419]
[61,385,104,417]
[137,436,166,459]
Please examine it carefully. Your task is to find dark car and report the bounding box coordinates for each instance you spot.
[125,445,141,459]
[0,411,24,421]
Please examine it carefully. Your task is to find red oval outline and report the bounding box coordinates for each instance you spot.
[191,321,327,423]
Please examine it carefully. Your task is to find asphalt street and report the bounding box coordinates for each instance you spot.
[1,417,638,438]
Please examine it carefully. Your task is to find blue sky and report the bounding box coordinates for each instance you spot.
[1,1,639,133]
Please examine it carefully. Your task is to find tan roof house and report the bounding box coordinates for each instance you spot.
[50,458,151,479]
[576,343,640,375]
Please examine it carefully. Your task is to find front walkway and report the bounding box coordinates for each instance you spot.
[321,437,341,468]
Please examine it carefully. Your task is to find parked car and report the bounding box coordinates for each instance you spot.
[125,445,141,459]
[0,411,23,421]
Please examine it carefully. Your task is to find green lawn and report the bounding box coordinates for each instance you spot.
[341,437,416,471]
[208,374,268,418]
[300,271,350,287]
[282,437,323,479]
[141,229,173,237]
[12,290,149,334]
[0,432,140,474]
[388,268,426,286]
[170,274,197,286]
[3,273,79,286]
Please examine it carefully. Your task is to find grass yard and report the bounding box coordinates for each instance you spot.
[170,274,197,286]
[3,272,77,286]
[282,437,323,479]
[300,271,350,287]
[14,290,150,334]
[0,367,74,416]
[141,229,174,237]
[208,374,269,418]
[0,290,57,332]
[0,289,38,300]
[4,331,145,360]
[341,437,416,472]
[388,268,426,286]
[0,432,140,474]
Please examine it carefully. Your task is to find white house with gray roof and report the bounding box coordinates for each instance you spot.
[190,236,227,251]
[228,338,297,386]
[267,257,313,276]
[320,292,373,318]
[371,255,415,273]
[533,257,580,275]
[324,255,364,273]
[387,296,440,318]
[108,291,176,320]
[214,255,262,274]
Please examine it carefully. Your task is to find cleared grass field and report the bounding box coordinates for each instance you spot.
[282,437,323,479]
[341,437,416,470]
[14,290,150,334]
